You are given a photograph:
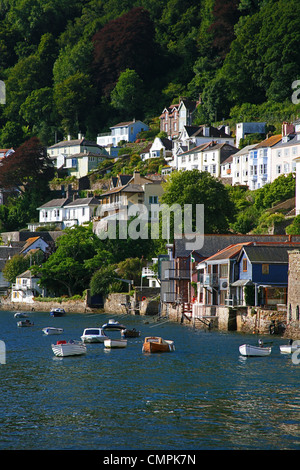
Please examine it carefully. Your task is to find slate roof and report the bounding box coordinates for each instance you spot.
[174,234,300,259]
[37,198,71,210]
[65,197,100,207]
[241,245,296,263]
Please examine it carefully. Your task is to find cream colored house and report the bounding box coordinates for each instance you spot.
[47,134,108,177]
[94,171,165,234]
[11,270,44,304]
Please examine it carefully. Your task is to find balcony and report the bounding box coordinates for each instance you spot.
[165,269,190,280]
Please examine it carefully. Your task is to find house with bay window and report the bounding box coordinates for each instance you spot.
[247,134,282,190]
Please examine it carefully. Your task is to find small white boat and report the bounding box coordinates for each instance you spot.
[17,319,34,327]
[14,312,28,318]
[102,319,126,331]
[42,327,64,335]
[104,338,127,349]
[81,328,108,343]
[280,340,300,354]
[239,342,272,357]
[50,308,65,317]
[51,340,87,357]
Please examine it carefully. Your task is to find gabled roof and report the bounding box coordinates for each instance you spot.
[20,236,46,253]
[16,269,39,279]
[231,144,257,156]
[110,120,145,129]
[37,198,71,210]
[48,139,101,149]
[65,197,100,207]
[174,234,300,259]
[239,245,299,263]
[100,183,144,197]
[204,243,253,263]
[253,134,282,148]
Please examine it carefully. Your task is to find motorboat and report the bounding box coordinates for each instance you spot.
[14,312,28,318]
[142,336,175,353]
[280,340,300,354]
[50,308,65,317]
[51,340,87,357]
[42,327,64,335]
[104,338,127,349]
[121,328,140,338]
[102,319,126,331]
[17,319,34,327]
[239,341,272,357]
[81,328,108,343]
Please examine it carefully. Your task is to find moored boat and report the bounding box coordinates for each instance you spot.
[17,319,34,327]
[51,340,87,357]
[142,336,175,353]
[102,319,125,331]
[280,340,300,354]
[50,308,65,317]
[14,312,28,318]
[239,342,272,357]
[104,338,127,349]
[81,328,107,343]
[121,328,140,338]
[42,327,64,335]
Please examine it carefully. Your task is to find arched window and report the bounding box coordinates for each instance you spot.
[289,304,292,322]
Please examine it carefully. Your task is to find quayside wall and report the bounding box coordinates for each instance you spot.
[1,293,300,339]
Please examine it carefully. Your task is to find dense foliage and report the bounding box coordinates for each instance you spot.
[1,0,300,148]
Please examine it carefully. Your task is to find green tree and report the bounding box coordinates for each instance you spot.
[53,72,95,134]
[111,69,144,117]
[31,226,101,296]
[161,169,236,234]
[286,216,300,236]
[90,265,119,296]
[3,254,29,283]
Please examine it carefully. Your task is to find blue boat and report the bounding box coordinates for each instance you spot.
[50,308,66,317]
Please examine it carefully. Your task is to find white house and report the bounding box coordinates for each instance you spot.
[144,137,173,161]
[11,270,44,304]
[226,144,257,186]
[247,134,282,190]
[270,128,300,183]
[177,141,238,178]
[172,124,234,167]
[97,120,149,147]
[29,196,100,231]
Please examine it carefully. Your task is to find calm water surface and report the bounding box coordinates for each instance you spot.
[0,310,299,450]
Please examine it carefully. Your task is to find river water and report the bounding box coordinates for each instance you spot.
[0,310,299,451]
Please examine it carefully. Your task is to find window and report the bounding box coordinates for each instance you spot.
[220,264,228,278]
[276,165,281,174]
[243,259,247,272]
[262,264,269,275]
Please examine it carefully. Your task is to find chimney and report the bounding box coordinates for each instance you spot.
[282,122,294,137]
[67,134,71,141]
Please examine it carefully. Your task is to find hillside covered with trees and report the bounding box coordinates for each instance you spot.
[1,0,300,150]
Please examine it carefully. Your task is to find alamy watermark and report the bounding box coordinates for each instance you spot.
[94,203,204,251]
[0,80,5,105]
[292,80,300,105]
[291,340,300,364]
